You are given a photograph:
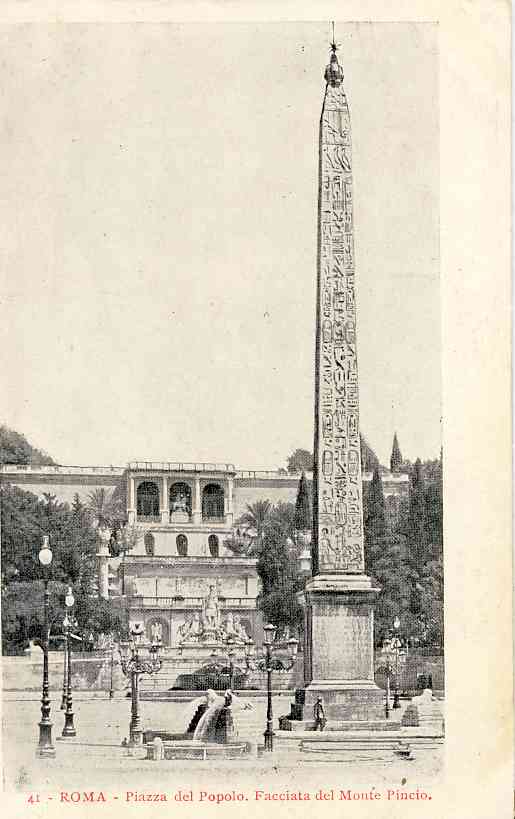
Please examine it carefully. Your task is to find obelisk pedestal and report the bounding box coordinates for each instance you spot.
[299,574,384,724]
[281,45,387,730]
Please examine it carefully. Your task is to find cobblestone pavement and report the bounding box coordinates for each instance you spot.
[2,692,443,799]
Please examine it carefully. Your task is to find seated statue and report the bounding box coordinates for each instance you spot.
[172,492,188,513]
[232,615,249,643]
[224,612,236,637]
[189,613,203,641]
[178,620,191,643]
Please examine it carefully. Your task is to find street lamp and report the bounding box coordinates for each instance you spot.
[120,626,162,746]
[379,637,395,719]
[108,634,117,699]
[36,536,56,758]
[60,628,68,710]
[245,625,299,752]
[226,637,236,691]
[392,616,402,710]
[59,587,77,738]
[262,624,276,752]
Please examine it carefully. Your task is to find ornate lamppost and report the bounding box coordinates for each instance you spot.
[36,536,56,758]
[59,587,77,738]
[60,627,68,710]
[379,636,395,719]
[226,636,236,691]
[245,624,298,752]
[391,616,403,710]
[108,634,117,699]
[120,625,162,746]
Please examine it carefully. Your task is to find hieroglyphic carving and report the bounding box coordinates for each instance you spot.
[314,60,364,574]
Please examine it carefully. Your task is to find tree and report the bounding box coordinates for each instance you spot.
[407,459,428,567]
[286,449,313,474]
[86,488,117,529]
[257,502,303,634]
[424,459,443,560]
[0,482,124,653]
[66,494,98,592]
[74,594,127,643]
[390,433,403,473]
[366,534,416,647]
[1,580,69,653]
[360,435,380,472]
[0,425,55,466]
[294,472,311,532]
[364,466,386,561]
[235,500,273,553]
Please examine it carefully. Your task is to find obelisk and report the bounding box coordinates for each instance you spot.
[294,44,384,725]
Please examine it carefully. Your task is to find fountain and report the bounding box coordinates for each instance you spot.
[145,689,256,760]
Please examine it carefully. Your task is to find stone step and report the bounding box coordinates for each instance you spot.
[294,735,444,753]
[279,718,401,732]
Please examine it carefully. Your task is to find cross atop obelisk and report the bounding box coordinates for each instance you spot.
[312,32,364,577]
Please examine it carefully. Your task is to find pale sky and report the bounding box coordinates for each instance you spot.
[0,22,440,470]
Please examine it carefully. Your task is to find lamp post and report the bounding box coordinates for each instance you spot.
[392,616,402,710]
[60,630,68,710]
[109,635,116,700]
[380,637,395,720]
[226,637,236,691]
[36,536,56,758]
[120,625,162,746]
[59,587,77,738]
[245,625,299,752]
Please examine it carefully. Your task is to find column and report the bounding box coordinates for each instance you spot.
[226,477,234,525]
[192,477,201,525]
[160,475,169,524]
[128,477,136,525]
[97,529,111,600]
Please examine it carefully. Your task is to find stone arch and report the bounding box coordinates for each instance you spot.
[137,481,159,517]
[176,534,188,557]
[144,531,155,556]
[208,534,219,557]
[202,483,225,521]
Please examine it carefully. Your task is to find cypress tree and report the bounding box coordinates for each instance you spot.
[408,458,428,567]
[294,471,311,532]
[364,466,386,565]
[390,432,403,473]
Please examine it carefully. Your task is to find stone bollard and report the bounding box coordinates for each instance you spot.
[401,689,443,733]
[151,737,164,761]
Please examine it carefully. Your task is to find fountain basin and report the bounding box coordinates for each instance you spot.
[146,739,252,761]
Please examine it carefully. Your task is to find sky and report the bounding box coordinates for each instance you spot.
[0,21,440,470]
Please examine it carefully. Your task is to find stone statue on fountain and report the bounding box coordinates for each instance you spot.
[176,584,254,649]
[202,585,221,640]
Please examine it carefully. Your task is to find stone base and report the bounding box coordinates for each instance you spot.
[291,572,387,726]
[302,681,386,721]
[146,740,251,761]
[170,511,190,523]
[283,682,386,725]
[279,718,400,732]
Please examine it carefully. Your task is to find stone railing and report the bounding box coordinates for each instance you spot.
[136,514,228,526]
[123,555,257,565]
[134,596,256,609]
[235,470,304,480]
[129,461,235,473]
[0,464,124,476]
